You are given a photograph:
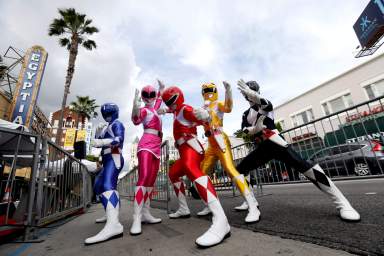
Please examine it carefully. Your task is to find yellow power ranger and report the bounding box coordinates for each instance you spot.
[198,81,260,223]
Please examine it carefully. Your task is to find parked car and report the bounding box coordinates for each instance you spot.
[308,141,384,177]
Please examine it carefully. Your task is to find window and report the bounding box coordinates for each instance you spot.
[364,79,384,100]
[291,109,314,127]
[53,120,59,127]
[321,93,354,115]
[322,103,331,115]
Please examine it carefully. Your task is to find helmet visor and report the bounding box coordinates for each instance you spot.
[164,94,178,107]
[202,87,216,95]
[142,91,156,99]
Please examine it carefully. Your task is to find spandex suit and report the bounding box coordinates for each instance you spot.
[235,79,360,222]
[162,86,231,248]
[130,83,164,235]
[85,103,125,244]
[196,82,260,223]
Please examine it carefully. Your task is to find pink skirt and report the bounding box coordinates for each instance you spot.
[137,133,162,158]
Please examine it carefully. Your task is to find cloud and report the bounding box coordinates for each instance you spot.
[1,0,383,163]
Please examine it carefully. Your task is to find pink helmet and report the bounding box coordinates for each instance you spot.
[141,85,157,104]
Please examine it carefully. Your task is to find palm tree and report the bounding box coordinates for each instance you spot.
[48,8,99,143]
[69,96,99,136]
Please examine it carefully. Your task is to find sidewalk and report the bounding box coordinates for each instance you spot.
[1,199,353,256]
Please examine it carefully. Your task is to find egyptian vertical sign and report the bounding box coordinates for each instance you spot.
[9,45,48,127]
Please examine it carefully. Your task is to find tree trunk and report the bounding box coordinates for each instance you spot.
[55,35,79,145]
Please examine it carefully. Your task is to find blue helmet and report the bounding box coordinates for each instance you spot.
[101,103,119,123]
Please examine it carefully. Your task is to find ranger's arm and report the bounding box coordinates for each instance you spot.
[218,81,233,113]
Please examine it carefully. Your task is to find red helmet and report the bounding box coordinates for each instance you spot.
[162,86,184,110]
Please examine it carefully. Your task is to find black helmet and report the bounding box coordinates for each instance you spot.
[246,81,260,93]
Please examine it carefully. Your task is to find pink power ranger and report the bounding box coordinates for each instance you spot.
[130,80,165,235]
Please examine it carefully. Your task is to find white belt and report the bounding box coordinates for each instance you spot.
[144,128,162,137]
[176,137,186,146]
[102,148,121,155]
[176,133,195,146]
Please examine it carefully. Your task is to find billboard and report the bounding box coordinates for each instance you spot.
[9,45,48,127]
[353,0,384,48]
[76,129,87,142]
[64,128,76,149]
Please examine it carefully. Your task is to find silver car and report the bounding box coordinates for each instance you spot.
[309,140,384,177]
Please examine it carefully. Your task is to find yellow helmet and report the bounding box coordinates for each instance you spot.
[201,82,218,102]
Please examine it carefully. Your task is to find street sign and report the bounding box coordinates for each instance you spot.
[9,45,48,127]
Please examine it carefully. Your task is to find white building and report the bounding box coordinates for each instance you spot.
[274,53,384,145]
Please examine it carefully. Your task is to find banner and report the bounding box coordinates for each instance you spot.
[76,129,87,142]
[9,45,48,127]
[64,128,76,149]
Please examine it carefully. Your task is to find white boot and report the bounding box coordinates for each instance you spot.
[130,186,145,235]
[197,206,211,216]
[169,181,191,219]
[195,199,231,248]
[141,187,162,224]
[234,201,248,211]
[95,214,107,223]
[194,176,231,248]
[233,175,259,211]
[303,164,360,222]
[244,192,260,223]
[85,190,123,245]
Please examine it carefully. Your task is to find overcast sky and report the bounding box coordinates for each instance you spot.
[1,0,382,162]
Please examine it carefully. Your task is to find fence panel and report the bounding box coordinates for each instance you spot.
[257,95,384,184]
[0,127,92,241]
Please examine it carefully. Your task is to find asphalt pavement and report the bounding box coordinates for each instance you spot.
[1,199,353,256]
[157,178,384,255]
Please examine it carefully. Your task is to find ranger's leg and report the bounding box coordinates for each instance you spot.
[180,145,230,248]
[85,159,123,244]
[218,136,260,223]
[277,145,360,222]
[168,159,191,219]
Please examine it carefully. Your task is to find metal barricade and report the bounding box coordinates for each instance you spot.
[118,141,170,206]
[117,166,137,201]
[252,95,384,184]
[0,126,92,241]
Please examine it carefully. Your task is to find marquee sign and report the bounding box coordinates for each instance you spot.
[353,0,384,48]
[9,45,48,127]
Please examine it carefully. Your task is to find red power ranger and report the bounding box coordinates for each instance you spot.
[162,86,230,248]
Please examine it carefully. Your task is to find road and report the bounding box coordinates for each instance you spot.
[154,178,384,255]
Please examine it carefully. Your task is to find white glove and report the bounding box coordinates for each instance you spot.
[91,138,113,148]
[132,88,141,118]
[243,116,266,135]
[157,79,166,95]
[223,81,231,91]
[237,79,260,104]
[95,123,107,139]
[157,107,168,115]
[193,107,210,122]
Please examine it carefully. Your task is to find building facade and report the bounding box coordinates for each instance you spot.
[274,53,384,147]
[49,106,92,152]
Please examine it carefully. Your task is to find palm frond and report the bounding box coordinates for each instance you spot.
[48,18,66,35]
[82,40,97,50]
[59,38,70,47]
[83,26,99,35]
